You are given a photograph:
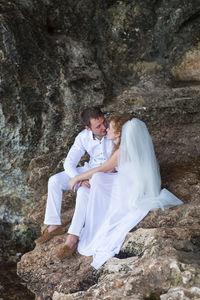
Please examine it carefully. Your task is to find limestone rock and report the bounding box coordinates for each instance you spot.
[1,0,200,223]
[172,47,200,82]
[17,234,99,298]
[0,0,199,298]
[17,196,200,298]
[160,287,200,300]
[50,227,200,299]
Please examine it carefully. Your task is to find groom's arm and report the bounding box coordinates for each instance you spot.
[63,133,85,178]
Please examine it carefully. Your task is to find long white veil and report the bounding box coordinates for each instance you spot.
[118,118,183,211]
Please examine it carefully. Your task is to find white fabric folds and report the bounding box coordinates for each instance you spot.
[118,118,183,211]
[77,118,183,269]
[78,172,149,269]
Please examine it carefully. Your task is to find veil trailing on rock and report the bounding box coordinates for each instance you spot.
[118,118,183,211]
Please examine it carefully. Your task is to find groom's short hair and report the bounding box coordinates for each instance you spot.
[80,106,104,127]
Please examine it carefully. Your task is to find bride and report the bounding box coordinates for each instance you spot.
[58,115,183,269]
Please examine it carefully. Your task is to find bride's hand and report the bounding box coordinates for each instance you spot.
[68,177,79,192]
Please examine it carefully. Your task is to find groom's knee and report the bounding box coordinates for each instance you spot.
[76,186,89,200]
[48,174,59,188]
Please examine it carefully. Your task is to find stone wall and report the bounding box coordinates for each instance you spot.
[1,0,200,224]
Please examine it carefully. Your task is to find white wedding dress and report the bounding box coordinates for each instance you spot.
[77,119,183,269]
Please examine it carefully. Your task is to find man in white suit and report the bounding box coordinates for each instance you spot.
[36,107,114,258]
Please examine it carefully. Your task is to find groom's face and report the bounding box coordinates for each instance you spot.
[86,116,107,139]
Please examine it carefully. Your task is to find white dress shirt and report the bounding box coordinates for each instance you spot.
[63,129,114,178]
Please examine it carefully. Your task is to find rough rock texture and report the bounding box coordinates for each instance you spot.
[49,227,200,300]
[0,0,200,298]
[1,0,200,224]
[18,163,200,298]
[17,190,200,299]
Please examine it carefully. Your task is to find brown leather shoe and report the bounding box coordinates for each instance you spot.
[57,241,78,260]
[35,226,66,244]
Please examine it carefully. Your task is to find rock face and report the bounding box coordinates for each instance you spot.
[1,0,200,221]
[17,196,200,299]
[50,227,200,300]
[0,0,200,298]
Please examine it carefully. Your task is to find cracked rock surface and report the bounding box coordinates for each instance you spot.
[0,0,200,298]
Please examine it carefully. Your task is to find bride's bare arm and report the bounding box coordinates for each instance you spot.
[68,150,119,190]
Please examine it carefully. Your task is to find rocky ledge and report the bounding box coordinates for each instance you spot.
[17,158,200,299]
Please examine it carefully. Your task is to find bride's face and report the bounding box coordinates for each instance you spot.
[107,121,120,142]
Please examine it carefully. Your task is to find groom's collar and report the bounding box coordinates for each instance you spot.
[89,130,107,141]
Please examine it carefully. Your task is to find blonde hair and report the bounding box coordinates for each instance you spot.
[109,114,132,153]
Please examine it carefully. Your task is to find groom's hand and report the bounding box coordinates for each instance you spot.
[79,180,91,189]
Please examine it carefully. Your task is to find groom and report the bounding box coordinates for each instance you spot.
[36,106,114,258]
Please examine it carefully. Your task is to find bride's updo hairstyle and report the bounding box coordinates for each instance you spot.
[109,114,132,153]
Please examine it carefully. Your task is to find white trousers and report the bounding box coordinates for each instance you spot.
[44,169,90,237]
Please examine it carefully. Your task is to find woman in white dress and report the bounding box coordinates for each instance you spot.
[60,115,183,269]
